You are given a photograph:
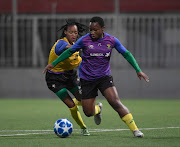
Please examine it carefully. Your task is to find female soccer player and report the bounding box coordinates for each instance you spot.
[43,17,149,137]
[45,21,90,136]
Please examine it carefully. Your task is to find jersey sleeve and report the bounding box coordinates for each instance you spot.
[114,37,127,54]
[71,37,84,52]
[55,40,68,55]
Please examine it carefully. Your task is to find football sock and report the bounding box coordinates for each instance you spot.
[122,113,138,132]
[93,105,100,116]
[56,88,68,100]
[69,105,86,129]
[72,98,82,106]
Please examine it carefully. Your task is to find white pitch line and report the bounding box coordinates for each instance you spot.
[0,132,53,137]
[0,130,53,132]
[0,127,180,137]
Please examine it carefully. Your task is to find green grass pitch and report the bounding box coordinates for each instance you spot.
[0,99,180,147]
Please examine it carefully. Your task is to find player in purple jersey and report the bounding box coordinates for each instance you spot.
[43,16,149,137]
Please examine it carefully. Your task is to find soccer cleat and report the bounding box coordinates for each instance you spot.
[81,128,90,136]
[133,130,144,138]
[94,102,103,125]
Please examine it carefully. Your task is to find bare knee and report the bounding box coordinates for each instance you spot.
[84,111,93,117]
[85,113,92,117]
[83,109,94,117]
[81,99,96,117]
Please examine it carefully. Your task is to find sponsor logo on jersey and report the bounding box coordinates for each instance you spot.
[90,53,104,56]
[88,45,94,49]
[90,52,111,57]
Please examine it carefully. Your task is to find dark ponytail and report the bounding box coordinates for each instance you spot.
[57,20,88,39]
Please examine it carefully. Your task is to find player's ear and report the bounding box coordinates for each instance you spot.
[64,30,67,35]
[102,26,105,31]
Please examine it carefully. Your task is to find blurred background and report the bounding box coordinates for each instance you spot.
[0,0,179,99]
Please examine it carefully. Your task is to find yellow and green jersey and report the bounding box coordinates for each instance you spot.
[48,37,82,73]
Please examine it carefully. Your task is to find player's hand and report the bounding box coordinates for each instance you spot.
[42,64,54,74]
[66,44,72,49]
[137,72,149,82]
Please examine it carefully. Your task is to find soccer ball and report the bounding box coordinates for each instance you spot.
[53,118,73,138]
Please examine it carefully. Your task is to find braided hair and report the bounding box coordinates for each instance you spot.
[57,20,88,39]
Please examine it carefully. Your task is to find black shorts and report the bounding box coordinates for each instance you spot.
[45,69,79,93]
[80,75,115,99]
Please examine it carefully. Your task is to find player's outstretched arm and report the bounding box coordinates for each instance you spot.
[137,72,149,82]
[42,48,74,74]
[122,50,149,82]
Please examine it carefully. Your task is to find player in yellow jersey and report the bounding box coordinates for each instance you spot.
[45,21,90,136]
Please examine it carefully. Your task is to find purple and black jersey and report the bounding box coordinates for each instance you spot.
[71,33,127,81]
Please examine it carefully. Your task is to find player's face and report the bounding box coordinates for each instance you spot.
[89,22,105,40]
[64,25,78,44]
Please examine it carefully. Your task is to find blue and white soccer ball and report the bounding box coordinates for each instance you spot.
[53,118,73,138]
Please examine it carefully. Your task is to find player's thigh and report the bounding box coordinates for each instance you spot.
[80,78,99,115]
[103,86,122,108]
[45,72,66,92]
[45,72,76,108]
[81,98,96,116]
[80,78,98,99]
[66,73,81,100]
